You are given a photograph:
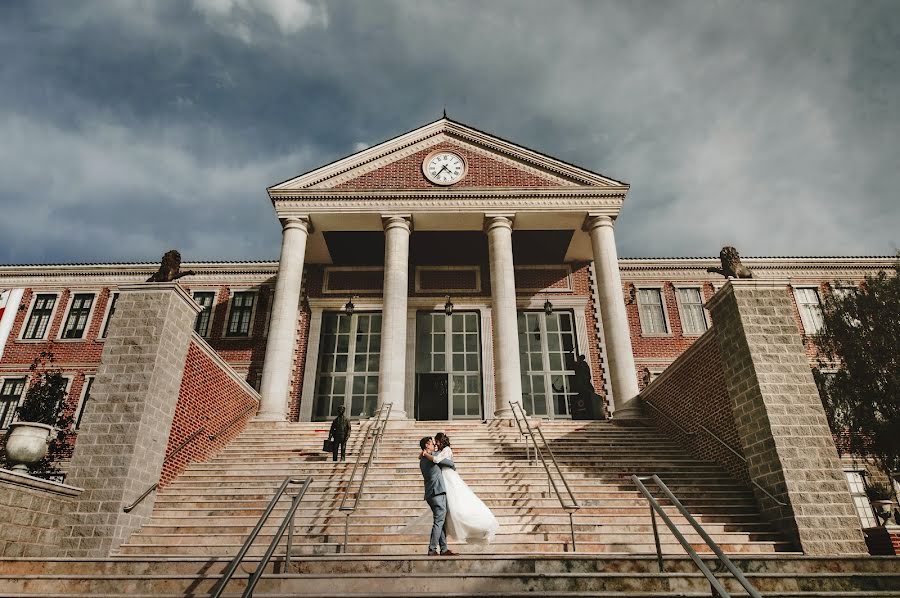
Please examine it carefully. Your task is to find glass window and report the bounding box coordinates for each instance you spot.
[100,292,119,339]
[61,293,94,339]
[193,292,216,336]
[794,287,824,334]
[517,311,577,418]
[845,471,878,528]
[0,378,26,429]
[314,312,381,420]
[637,288,668,334]
[226,291,256,337]
[676,287,708,335]
[23,294,56,339]
[75,376,94,429]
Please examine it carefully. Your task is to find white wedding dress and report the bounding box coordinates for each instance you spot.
[434,446,500,544]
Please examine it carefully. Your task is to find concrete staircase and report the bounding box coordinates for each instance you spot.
[118,419,792,557]
[3,418,900,596]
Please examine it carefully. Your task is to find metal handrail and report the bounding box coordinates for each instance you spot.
[509,401,580,551]
[210,476,312,598]
[632,474,762,598]
[338,403,392,552]
[643,399,787,507]
[123,403,258,513]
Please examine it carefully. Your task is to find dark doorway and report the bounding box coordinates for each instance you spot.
[416,373,449,420]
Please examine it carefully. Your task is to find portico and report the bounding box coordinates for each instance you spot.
[258,118,641,422]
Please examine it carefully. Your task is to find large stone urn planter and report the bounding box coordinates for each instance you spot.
[5,422,54,473]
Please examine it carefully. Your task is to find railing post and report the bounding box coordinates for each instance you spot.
[649,501,664,572]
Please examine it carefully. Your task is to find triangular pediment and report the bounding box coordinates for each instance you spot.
[269,118,626,192]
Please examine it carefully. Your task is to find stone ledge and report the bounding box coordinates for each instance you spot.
[117,283,203,313]
[0,469,82,498]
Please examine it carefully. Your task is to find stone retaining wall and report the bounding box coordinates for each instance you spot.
[0,469,81,557]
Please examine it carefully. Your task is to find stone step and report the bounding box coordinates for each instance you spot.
[5,569,899,596]
[116,539,793,557]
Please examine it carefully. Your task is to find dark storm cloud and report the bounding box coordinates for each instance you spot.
[0,0,897,263]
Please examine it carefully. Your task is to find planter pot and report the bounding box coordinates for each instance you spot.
[4,422,54,473]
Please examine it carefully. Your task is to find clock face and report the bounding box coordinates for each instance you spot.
[423,151,466,185]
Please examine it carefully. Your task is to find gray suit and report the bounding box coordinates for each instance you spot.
[420,454,455,553]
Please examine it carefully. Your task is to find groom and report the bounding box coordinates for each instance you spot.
[419,436,457,556]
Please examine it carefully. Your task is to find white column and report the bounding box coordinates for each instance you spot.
[257,217,310,420]
[585,215,642,419]
[486,215,522,418]
[377,215,411,419]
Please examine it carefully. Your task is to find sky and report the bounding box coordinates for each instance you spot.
[0,0,898,264]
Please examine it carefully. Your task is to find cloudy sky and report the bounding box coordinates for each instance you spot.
[1,0,897,264]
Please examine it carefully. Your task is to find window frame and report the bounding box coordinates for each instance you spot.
[98,291,120,340]
[793,286,825,335]
[222,289,259,338]
[673,285,709,336]
[517,309,580,419]
[192,290,217,337]
[0,376,27,430]
[73,375,95,429]
[313,311,382,420]
[58,291,98,341]
[19,291,61,341]
[634,285,672,336]
[845,469,879,529]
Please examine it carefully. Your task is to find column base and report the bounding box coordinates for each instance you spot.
[253,410,288,422]
[611,397,647,424]
[493,407,515,419]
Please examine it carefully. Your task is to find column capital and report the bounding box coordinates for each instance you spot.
[381,214,412,232]
[281,216,312,233]
[583,214,614,232]
[484,214,515,233]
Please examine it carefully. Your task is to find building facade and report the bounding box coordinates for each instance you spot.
[0,118,893,483]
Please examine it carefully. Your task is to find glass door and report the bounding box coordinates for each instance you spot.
[517,310,578,418]
[313,312,381,420]
[415,311,482,419]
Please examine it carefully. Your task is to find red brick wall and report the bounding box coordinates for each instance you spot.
[334,142,556,190]
[640,329,751,487]
[159,338,259,488]
[892,532,900,555]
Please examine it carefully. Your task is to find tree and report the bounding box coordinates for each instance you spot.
[813,256,900,474]
[5,352,74,478]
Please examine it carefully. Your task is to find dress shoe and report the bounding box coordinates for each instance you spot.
[440,549,458,556]
[428,550,440,556]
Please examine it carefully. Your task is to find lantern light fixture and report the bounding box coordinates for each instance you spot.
[344,296,356,316]
[444,295,454,317]
[544,296,554,315]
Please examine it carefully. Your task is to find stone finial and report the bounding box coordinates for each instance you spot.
[707,246,753,279]
[146,250,196,283]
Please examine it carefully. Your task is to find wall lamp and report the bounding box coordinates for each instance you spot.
[444,295,454,316]
[344,296,356,316]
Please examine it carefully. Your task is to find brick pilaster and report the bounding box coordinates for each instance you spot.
[707,280,867,555]
[61,283,200,557]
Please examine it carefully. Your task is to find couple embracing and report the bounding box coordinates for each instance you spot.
[419,432,499,556]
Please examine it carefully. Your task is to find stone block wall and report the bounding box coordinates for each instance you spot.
[159,335,260,487]
[707,280,867,555]
[640,330,750,487]
[62,283,200,557]
[0,469,80,557]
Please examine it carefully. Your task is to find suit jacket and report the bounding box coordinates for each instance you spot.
[420,453,456,500]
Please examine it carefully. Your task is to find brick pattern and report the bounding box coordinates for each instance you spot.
[640,330,750,487]
[514,267,571,291]
[0,472,77,557]
[892,532,900,555]
[324,270,384,292]
[62,285,197,557]
[418,269,479,291]
[333,142,556,190]
[158,339,259,487]
[709,283,867,555]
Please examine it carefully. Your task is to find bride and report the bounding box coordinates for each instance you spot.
[422,432,499,544]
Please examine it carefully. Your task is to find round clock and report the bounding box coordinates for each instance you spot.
[423,150,467,185]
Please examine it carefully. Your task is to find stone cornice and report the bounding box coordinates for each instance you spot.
[0,261,279,286]
[273,190,626,220]
[0,468,82,497]
[619,256,896,281]
[270,186,627,201]
[269,118,627,192]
